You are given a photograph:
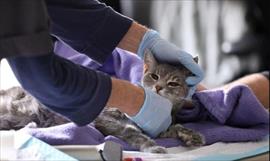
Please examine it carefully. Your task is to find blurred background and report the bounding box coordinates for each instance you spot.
[100,0,269,87]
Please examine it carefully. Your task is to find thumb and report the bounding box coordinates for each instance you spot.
[186,85,197,99]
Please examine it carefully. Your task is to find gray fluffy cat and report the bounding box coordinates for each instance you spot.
[0,51,204,153]
[0,87,69,130]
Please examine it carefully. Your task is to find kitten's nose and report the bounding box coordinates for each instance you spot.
[155,85,162,93]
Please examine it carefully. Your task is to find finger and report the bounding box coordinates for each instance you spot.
[186,85,197,99]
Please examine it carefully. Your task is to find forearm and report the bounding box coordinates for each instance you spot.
[107,78,173,137]
[106,78,145,116]
[196,73,269,109]
[8,53,113,125]
[221,73,269,108]
[117,22,148,54]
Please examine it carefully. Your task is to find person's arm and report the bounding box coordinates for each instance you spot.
[106,78,144,116]
[219,73,269,109]
[117,22,148,54]
[45,0,147,116]
[7,54,113,125]
[46,0,133,64]
[195,73,269,109]
[45,0,151,117]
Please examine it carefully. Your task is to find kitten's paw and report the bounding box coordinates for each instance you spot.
[143,146,168,154]
[174,125,205,147]
[185,132,205,147]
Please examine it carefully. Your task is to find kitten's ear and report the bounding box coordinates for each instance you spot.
[143,49,157,73]
[193,56,199,64]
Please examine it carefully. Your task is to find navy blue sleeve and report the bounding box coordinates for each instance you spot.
[45,0,133,64]
[5,0,133,126]
[7,53,112,125]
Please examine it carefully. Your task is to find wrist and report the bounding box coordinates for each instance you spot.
[106,78,144,116]
[117,21,148,54]
[137,29,160,58]
[129,87,172,137]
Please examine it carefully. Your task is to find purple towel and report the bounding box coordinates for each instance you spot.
[22,43,269,150]
[54,41,143,84]
[177,85,269,145]
[23,85,269,150]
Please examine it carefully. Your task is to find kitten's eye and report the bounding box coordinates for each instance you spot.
[150,73,159,80]
[168,82,180,87]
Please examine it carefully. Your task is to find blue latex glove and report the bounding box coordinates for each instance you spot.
[138,30,204,98]
[127,86,172,138]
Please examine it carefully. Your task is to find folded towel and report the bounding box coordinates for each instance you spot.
[23,43,269,150]
[177,85,269,144]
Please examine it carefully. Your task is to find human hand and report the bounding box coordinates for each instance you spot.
[127,86,172,138]
[138,30,204,98]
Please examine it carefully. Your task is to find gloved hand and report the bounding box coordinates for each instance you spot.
[127,86,172,138]
[138,30,204,98]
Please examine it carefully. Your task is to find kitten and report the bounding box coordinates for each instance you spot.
[0,51,204,153]
[142,49,198,124]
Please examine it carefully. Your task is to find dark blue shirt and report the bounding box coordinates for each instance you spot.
[7,0,132,125]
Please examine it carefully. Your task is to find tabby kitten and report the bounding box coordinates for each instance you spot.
[0,51,204,153]
[142,50,198,124]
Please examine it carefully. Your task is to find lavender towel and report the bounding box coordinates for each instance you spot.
[23,43,269,150]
